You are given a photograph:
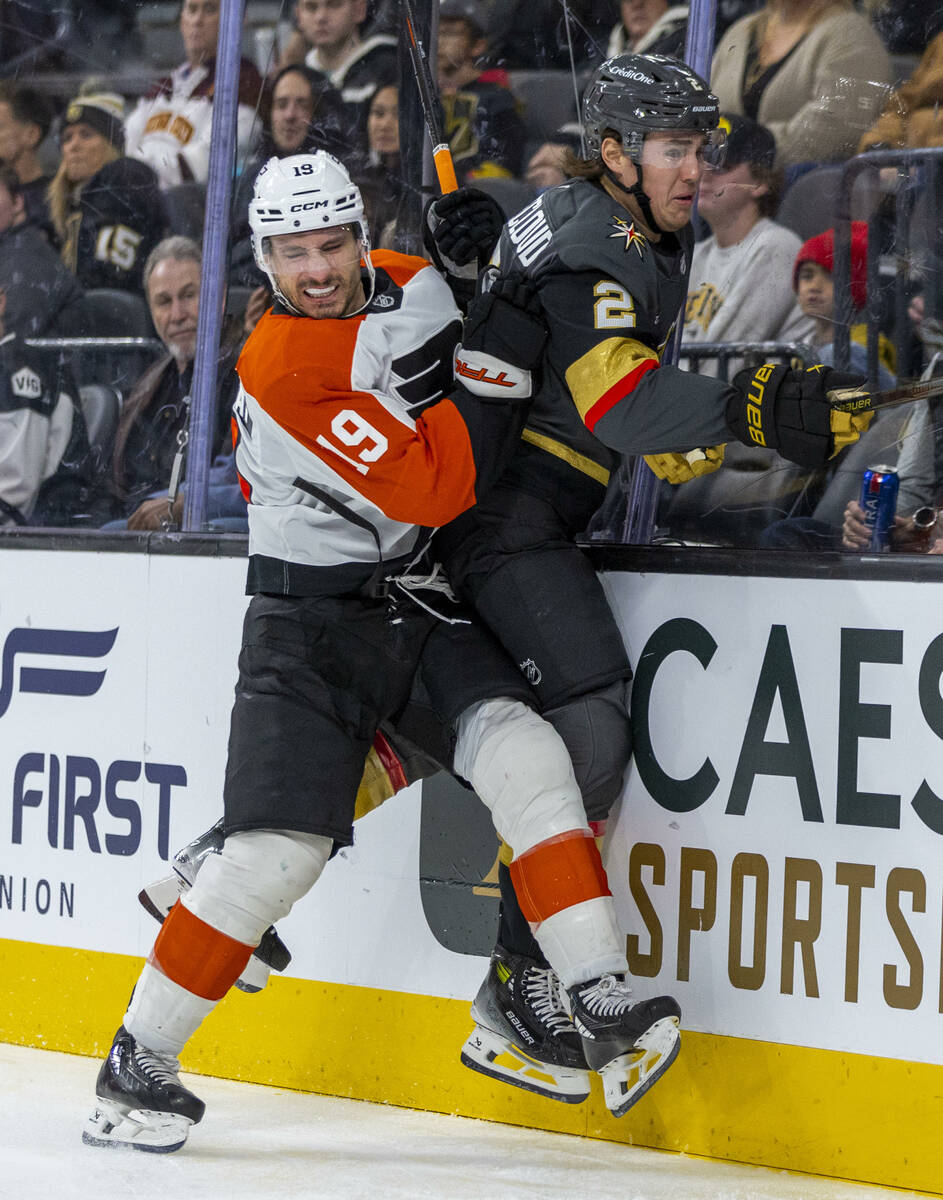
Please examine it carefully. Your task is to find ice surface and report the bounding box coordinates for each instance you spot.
[0,1043,920,1200]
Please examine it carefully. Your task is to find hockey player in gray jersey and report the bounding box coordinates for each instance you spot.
[434,53,875,1106]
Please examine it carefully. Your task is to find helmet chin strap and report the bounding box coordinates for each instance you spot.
[601,160,669,237]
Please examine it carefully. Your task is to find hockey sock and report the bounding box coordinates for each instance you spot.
[123,902,255,1056]
[509,830,628,988]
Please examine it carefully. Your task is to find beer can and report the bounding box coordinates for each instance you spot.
[859,465,899,552]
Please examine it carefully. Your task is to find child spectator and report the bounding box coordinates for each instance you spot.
[792,221,896,388]
[0,285,91,528]
[47,90,166,295]
[0,81,55,239]
[711,0,894,168]
[124,0,264,189]
[606,0,688,59]
[437,0,526,182]
[683,114,813,371]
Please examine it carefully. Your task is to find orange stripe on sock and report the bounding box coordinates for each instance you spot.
[509,829,612,924]
[149,900,255,1001]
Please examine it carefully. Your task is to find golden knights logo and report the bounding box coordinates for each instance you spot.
[609,216,647,257]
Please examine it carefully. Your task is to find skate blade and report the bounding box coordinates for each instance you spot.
[137,875,182,923]
[599,1016,681,1118]
[82,1100,193,1153]
[460,1024,590,1104]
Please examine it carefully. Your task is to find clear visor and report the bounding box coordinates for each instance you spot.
[264,229,365,276]
[638,128,727,170]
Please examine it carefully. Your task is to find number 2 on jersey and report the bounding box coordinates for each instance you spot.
[593,280,636,330]
[316,410,389,475]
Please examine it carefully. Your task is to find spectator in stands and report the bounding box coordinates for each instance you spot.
[711,0,894,169]
[0,165,85,337]
[299,0,397,142]
[606,0,688,59]
[488,0,612,71]
[437,0,527,182]
[792,221,896,387]
[0,284,91,528]
[353,83,403,247]
[761,394,943,552]
[94,236,244,530]
[124,0,264,189]
[230,64,346,285]
[683,114,813,368]
[858,29,943,152]
[47,89,167,295]
[863,0,943,57]
[0,81,56,239]
[523,124,583,192]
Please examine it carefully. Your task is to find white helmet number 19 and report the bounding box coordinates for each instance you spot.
[316,409,389,475]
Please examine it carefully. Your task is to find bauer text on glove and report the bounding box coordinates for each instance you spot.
[725,363,874,467]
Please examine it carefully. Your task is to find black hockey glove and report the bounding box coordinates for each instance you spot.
[454,272,548,402]
[424,186,505,273]
[726,363,874,467]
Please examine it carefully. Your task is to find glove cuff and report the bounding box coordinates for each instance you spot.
[455,345,533,399]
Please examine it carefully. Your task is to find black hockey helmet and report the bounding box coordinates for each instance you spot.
[582,54,721,160]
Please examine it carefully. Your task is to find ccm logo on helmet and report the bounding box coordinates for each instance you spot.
[290,200,330,212]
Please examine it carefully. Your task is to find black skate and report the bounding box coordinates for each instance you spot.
[461,946,591,1104]
[138,820,291,994]
[568,974,681,1117]
[82,1026,205,1153]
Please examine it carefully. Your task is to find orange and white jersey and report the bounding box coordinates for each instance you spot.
[234,250,478,597]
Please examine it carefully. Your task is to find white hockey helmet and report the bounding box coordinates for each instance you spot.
[249,152,373,312]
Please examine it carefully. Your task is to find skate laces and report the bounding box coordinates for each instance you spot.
[133,1044,182,1087]
[577,974,634,1017]
[522,966,575,1035]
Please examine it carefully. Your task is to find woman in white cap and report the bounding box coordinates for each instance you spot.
[46,87,166,294]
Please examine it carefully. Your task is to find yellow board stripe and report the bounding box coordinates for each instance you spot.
[3,938,943,1194]
[521,428,610,485]
[564,336,659,422]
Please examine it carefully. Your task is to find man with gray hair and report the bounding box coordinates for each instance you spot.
[94,234,245,529]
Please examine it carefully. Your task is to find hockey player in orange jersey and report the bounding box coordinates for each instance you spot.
[82,151,681,1153]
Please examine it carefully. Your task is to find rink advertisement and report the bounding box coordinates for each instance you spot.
[2,543,942,1193]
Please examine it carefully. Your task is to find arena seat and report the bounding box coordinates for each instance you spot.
[508,70,581,143]
[472,176,536,219]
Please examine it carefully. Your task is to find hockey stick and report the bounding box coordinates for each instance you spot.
[401,0,459,194]
[829,374,943,415]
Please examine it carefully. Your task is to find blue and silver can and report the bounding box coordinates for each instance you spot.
[859,464,899,551]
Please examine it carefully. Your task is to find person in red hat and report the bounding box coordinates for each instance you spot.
[792,221,895,388]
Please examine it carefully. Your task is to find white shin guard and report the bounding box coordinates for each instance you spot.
[453,698,589,853]
[183,828,332,945]
[535,896,630,990]
[124,829,332,1057]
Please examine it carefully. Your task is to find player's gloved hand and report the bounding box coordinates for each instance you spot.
[726,363,874,467]
[454,271,548,401]
[644,445,726,484]
[423,186,505,277]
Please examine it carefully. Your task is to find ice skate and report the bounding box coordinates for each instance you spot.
[461,946,591,1104]
[568,974,681,1117]
[82,1026,205,1153]
[138,820,291,993]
